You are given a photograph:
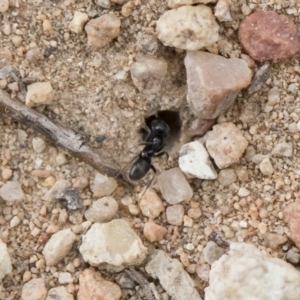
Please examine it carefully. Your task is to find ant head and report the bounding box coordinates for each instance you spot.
[151,119,170,137]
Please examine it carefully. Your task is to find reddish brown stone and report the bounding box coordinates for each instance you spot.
[186,117,216,137]
[284,202,300,249]
[238,11,300,62]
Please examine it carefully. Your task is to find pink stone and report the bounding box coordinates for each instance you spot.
[143,222,167,242]
[22,278,47,300]
[238,11,300,62]
[284,202,300,248]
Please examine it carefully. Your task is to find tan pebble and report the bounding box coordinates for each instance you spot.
[204,226,212,236]
[46,223,60,234]
[143,222,167,242]
[43,19,53,35]
[139,188,164,218]
[122,1,134,17]
[180,252,189,267]
[31,227,41,237]
[128,204,140,215]
[36,258,45,269]
[67,283,76,294]
[73,257,81,268]
[0,0,9,13]
[183,215,193,227]
[42,176,56,187]
[23,270,32,282]
[0,216,6,225]
[258,222,267,234]
[11,35,22,46]
[39,205,47,216]
[190,200,199,208]
[72,176,89,190]
[259,208,268,218]
[2,168,12,180]
[36,14,46,20]
[188,207,202,219]
[31,169,52,178]
[111,0,125,3]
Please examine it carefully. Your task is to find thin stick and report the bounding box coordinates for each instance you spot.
[0,89,123,179]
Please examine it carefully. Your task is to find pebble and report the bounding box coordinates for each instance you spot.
[238,187,250,197]
[1,168,12,180]
[128,204,140,215]
[157,5,219,50]
[0,0,9,12]
[259,158,274,176]
[80,220,147,267]
[42,228,77,266]
[85,14,120,49]
[43,179,70,201]
[264,233,287,250]
[32,137,46,153]
[84,196,118,223]
[258,222,267,234]
[143,222,167,242]
[205,242,300,299]
[111,0,125,3]
[23,270,31,282]
[166,204,184,226]
[72,176,89,191]
[203,241,224,265]
[238,11,300,61]
[0,181,24,202]
[22,278,47,300]
[157,168,193,204]
[206,123,248,169]
[69,11,88,34]
[146,250,202,300]
[185,117,216,137]
[43,19,53,35]
[183,215,193,227]
[268,86,280,105]
[271,142,293,157]
[0,239,12,280]
[78,268,121,300]
[284,202,300,248]
[214,0,232,22]
[196,264,210,282]
[31,169,51,178]
[168,0,216,8]
[178,141,217,179]
[90,172,118,198]
[185,51,252,118]
[121,1,134,17]
[96,0,111,8]
[10,215,20,227]
[286,248,300,264]
[26,47,43,63]
[130,54,167,95]
[46,286,74,300]
[26,82,54,107]
[138,188,164,219]
[217,168,237,186]
[58,272,73,284]
[188,208,202,219]
[252,154,269,164]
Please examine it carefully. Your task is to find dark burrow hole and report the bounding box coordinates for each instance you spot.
[140,110,182,146]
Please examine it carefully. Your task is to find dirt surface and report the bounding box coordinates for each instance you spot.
[1,0,300,299]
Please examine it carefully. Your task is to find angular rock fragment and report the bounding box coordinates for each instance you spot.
[146,250,202,300]
[78,268,121,300]
[22,278,47,300]
[205,242,300,300]
[0,181,24,202]
[203,241,224,264]
[166,204,184,226]
[284,202,300,249]
[214,0,232,22]
[143,222,167,242]
[185,51,252,118]
[179,141,217,179]
[85,14,120,49]
[138,188,164,219]
[46,287,74,300]
[157,168,193,204]
[80,220,147,267]
[0,239,12,280]
[130,54,167,95]
[186,117,216,137]
[25,82,54,107]
[69,11,88,34]
[91,172,117,198]
[206,122,248,169]
[157,5,219,50]
[238,11,300,61]
[271,142,293,157]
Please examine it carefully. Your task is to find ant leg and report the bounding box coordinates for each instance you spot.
[144,126,152,142]
[139,165,156,200]
[154,151,170,167]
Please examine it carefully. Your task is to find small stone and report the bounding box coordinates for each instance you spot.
[80,220,147,267]
[128,204,140,215]
[130,54,167,95]
[214,0,232,22]
[46,287,74,300]
[157,168,193,204]
[157,5,219,50]
[22,278,47,300]
[252,154,269,164]
[168,0,216,8]
[0,181,24,202]
[72,177,89,191]
[143,222,167,242]
[183,215,193,227]
[259,158,274,176]
[10,216,20,227]
[185,51,252,118]
[205,242,300,300]
[238,11,300,61]
[272,142,293,157]
[0,0,9,13]
[1,168,12,180]
[31,169,51,178]
[196,264,210,282]
[146,250,202,300]
[121,1,134,17]
[69,11,88,34]
[91,173,118,198]
[43,228,77,266]
[288,122,298,134]
[286,249,300,264]
[85,14,120,49]
[43,179,70,202]
[166,204,184,226]
[247,63,270,95]
[58,272,73,284]
[25,82,54,107]
[0,239,12,280]
[136,32,158,54]
[78,268,121,300]
[26,47,43,63]
[84,196,118,223]
[43,19,53,35]
[258,222,267,234]
[23,270,32,282]
[111,0,125,3]
[264,233,287,250]
[185,117,216,138]
[203,241,224,265]
[206,123,248,169]
[188,208,202,219]
[238,187,250,197]
[179,141,217,179]
[217,169,237,186]
[284,202,300,248]
[138,188,164,219]
[58,189,81,210]
[56,153,67,166]
[32,137,46,153]
[96,0,111,8]
[268,86,280,105]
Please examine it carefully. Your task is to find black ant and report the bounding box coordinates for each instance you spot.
[126,118,170,193]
